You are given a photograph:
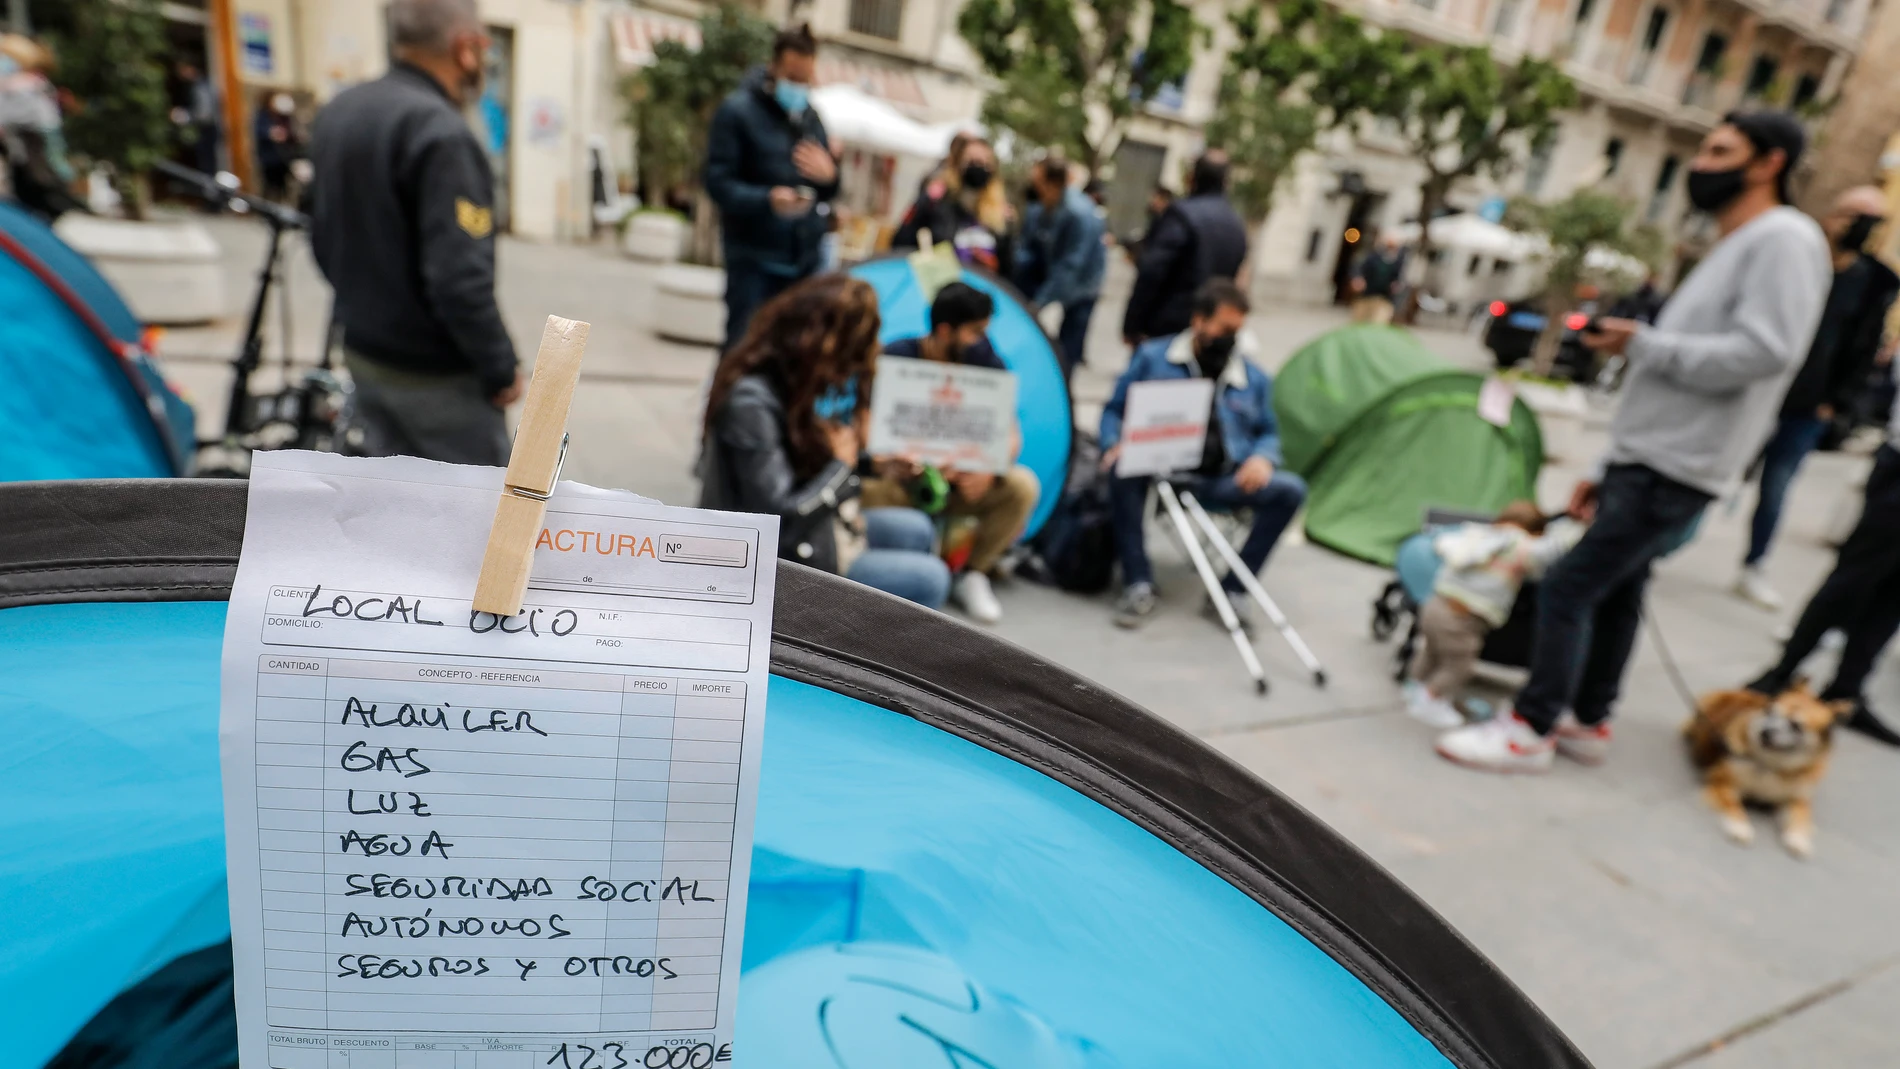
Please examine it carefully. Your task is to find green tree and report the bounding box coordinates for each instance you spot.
[1505,189,1663,375]
[958,0,1200,171]
[39,0,172,218]
[622,2,775,261]
[1205,0,1404,224]
[1374,43,1577,320]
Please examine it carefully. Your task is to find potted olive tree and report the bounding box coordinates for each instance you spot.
[43,0,227,323]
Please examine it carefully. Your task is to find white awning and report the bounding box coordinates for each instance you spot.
[810,83,951,159]
[1391,213,1536,260]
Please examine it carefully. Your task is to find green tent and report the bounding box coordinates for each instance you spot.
[1275,326,1544,565]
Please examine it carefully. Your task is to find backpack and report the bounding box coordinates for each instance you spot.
[1028,432,1117,594]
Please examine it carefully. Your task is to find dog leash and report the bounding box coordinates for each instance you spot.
[1643,607,1704,717]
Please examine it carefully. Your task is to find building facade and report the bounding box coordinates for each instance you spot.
[1232,0,1873,303]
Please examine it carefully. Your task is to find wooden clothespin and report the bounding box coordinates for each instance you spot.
[472,315,590,617]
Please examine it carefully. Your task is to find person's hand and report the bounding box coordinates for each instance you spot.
[1235,455,1274,493]
[951,470,995,501]
[1567,479,1599,522]
[1817,403,1836,421]
[876,454,923,481]
[793,141,836,185]
[1580,316,1640,355]
[1349,277,1366,294]
[490,369,525,408]
[1100,444,1123,472]
[769,186,810,217]
[825,421,860,465]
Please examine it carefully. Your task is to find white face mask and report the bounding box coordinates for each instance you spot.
[272,94,295,115]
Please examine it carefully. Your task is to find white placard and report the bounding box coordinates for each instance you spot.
[866,355,1018,474]
[220,451,778,1069]
[1116,378,1216,477]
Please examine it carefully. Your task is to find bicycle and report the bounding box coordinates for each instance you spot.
[154,160,349,477]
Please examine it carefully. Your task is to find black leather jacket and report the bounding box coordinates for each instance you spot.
[698,375,859,571]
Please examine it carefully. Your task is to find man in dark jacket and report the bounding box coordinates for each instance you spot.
[704,24,838,350]
[1121,151,1248,345]
[309,0,520,466]
[1736,185,1900,609]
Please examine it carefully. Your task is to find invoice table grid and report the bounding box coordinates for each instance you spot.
[253,653,746,1038]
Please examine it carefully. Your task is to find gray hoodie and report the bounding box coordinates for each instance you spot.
[1608,206,1831,495]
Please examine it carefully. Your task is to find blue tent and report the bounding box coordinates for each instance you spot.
[0,204,194,481]
[850,256,1071,539]
[1,480,1591,1069]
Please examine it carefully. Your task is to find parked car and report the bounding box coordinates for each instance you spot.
[1481,297,1599,383]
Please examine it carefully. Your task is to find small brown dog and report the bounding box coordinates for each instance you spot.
[1685,683,1851,858]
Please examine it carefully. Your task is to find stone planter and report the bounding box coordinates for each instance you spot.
[621,212,687,263]
[652,264,725,346]
[54,214,227,325]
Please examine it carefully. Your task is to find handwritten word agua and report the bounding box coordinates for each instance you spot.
[338,829,453,858]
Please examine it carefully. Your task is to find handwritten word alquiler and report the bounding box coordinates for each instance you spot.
[341,696,547,736]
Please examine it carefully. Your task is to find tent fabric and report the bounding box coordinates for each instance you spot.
[1,480,1589,1069]
[1275,327,1543,566]
[851,255,1071,539]
[0,203,193,480]
[1273,325,1446,476]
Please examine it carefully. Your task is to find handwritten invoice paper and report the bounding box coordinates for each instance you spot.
[220,451,778,1069]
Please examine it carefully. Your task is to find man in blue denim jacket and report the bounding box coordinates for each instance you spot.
[1099,279,1308,629]
[1017,158,1106,377]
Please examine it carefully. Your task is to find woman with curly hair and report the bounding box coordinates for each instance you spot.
[698,273,951,608]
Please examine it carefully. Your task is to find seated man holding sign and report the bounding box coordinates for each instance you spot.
[864,283,1041,624]
[1099,279,1307,630]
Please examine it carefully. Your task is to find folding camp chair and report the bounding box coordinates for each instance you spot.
[1154,480,1329,696]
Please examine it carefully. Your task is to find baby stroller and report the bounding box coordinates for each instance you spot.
[1369,509,1541,682]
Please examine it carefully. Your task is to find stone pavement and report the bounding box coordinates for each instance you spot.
[160,218,1900,1068]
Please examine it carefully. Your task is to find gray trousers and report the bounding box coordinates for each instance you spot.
[345,351,510,467]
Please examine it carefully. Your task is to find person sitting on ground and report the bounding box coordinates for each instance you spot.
[892,135,1013,272]
[1099,278,1308,630]
[698,274,951,609]
[868,282,1040,624]
[1405,502,1587,729]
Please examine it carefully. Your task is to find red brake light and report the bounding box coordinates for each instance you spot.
[1565,313,1589,330]
[1489,301,1507,317]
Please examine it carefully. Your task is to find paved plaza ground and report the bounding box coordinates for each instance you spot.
[160,218,1900,1068]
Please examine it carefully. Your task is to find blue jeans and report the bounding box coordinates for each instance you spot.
[1516,465,1711,733]
[1108,469,1308,590]
[846,507,951,609]
[1057,298,1096,378]
[1745,414,1829,565]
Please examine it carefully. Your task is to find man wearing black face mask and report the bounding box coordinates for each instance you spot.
[1438,110,1832,774]
[309,0,521,465]
[1099,280,1307,629]
[1733,185,1899,610]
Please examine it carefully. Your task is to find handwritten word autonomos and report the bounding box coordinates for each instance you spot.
[339,911,572,940]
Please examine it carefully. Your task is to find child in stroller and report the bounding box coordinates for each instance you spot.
[1372,503,1586,727]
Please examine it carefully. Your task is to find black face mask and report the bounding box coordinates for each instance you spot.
[1686,164,1749,213]
[1839,213,1883,253]
[1196,332,1236,374]
[960,163,993,191]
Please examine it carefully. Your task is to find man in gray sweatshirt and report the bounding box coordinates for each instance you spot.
[1439,111,1831,774]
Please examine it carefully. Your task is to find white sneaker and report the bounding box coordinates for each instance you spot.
[1734,565,1783,611]
[1405,687,1465,729]
[1435,711,1555,773]
[953,571,1003,624]
[1553,711,1611,765]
